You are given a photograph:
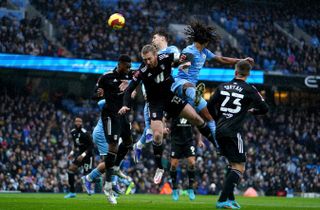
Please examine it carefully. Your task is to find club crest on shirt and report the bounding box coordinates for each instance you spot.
[152,112,157,118]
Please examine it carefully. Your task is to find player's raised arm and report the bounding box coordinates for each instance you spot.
[213,56,254,66]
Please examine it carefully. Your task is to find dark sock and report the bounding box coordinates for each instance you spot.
[170,170,177,189]
[68,172,75,193]
[225,165,235,200]
[153,142,163,169]
[218,169,242,202]
[197,123,220,149]
[114,143,129,166]
[187,170,195,189]
[104,152,117,182]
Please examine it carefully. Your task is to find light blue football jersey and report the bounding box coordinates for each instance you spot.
[176,43,215,84]
[158,45,179,54]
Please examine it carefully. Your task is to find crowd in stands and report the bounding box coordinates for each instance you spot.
[211,1,320,74]
[0,84,319,195]
[0,0,310,75]
[0,15,62,57]
[0,0,318,74]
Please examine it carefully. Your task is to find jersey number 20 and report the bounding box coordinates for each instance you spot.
[220,91,244,114]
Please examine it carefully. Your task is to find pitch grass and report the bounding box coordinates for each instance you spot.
[0,193,319,210]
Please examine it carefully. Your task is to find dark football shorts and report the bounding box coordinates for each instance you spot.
[217,133,246,163]
[149,93,187,121]
[73,151,93,173]
[101,109,132,145]
[170,141,196,159]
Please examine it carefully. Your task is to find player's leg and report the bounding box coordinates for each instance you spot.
[218,162,244,209]
[186,145,196,201]
[182,83,217,144]
[174,80,217,143]
[151,119,165,184]
[101,113,121,204]
[114,116,133,175]
[217,135,245,209]
[64,163,78,198]
[133,103,153,162]
[81,155,93,195]
[82,121,107,194]
[178,103,220,153]
[170,157,179,201]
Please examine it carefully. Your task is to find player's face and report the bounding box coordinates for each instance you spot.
[118,61,131,73]
[152,34,163,48]
[142,51,158,68]
[74,118,83,129]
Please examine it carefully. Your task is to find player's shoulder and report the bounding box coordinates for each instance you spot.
[139,64,148,73]
[70,128,76,134]
[81,128,87,133]
[182,44,195,53]
[158,53,171,61]
[204,48,214,54]
[167,45,180,53]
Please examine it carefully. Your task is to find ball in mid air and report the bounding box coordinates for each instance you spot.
[108,13,125,30]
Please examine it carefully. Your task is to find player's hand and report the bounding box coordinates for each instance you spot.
[163,127,170,135]
[119,80,129,92]
[178,61,191,71]
[97,88,104,97]
[131,90,137,99]
[118,106,130,115]
[244,57,254,65]
[197,140,205,149]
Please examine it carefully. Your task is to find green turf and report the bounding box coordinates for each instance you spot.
[0,193,319,210]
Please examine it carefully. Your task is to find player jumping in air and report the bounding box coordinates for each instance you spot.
[172,21,254,152]
[133,29,180,163]
[81,99,134,197]
[94,54,135,204]
[119,44,217,185]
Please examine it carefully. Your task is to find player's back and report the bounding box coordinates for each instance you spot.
[158,45,179,54]
[208,78,268,138]
[177,44,215,84]
[170,118,193,144]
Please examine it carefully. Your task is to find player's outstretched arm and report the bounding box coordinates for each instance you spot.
[214,56,254,66]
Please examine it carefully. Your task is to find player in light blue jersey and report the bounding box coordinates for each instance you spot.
[171,21,254,151]
[132,29,179,163]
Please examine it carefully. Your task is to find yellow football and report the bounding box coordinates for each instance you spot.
[107,13,125,30]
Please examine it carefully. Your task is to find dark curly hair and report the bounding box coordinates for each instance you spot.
[184,20,220,45]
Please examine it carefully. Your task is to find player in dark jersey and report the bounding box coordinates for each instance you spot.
[64,117,94,199]
[96,54,135,205]
[169,117,203,201]
[207,60,268,209]
[119,44,218,185]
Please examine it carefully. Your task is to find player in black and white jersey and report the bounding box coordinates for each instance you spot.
[64,117,94,199]
[169,117,203,201]
[207,60,268,209]
[119,44,218,185]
